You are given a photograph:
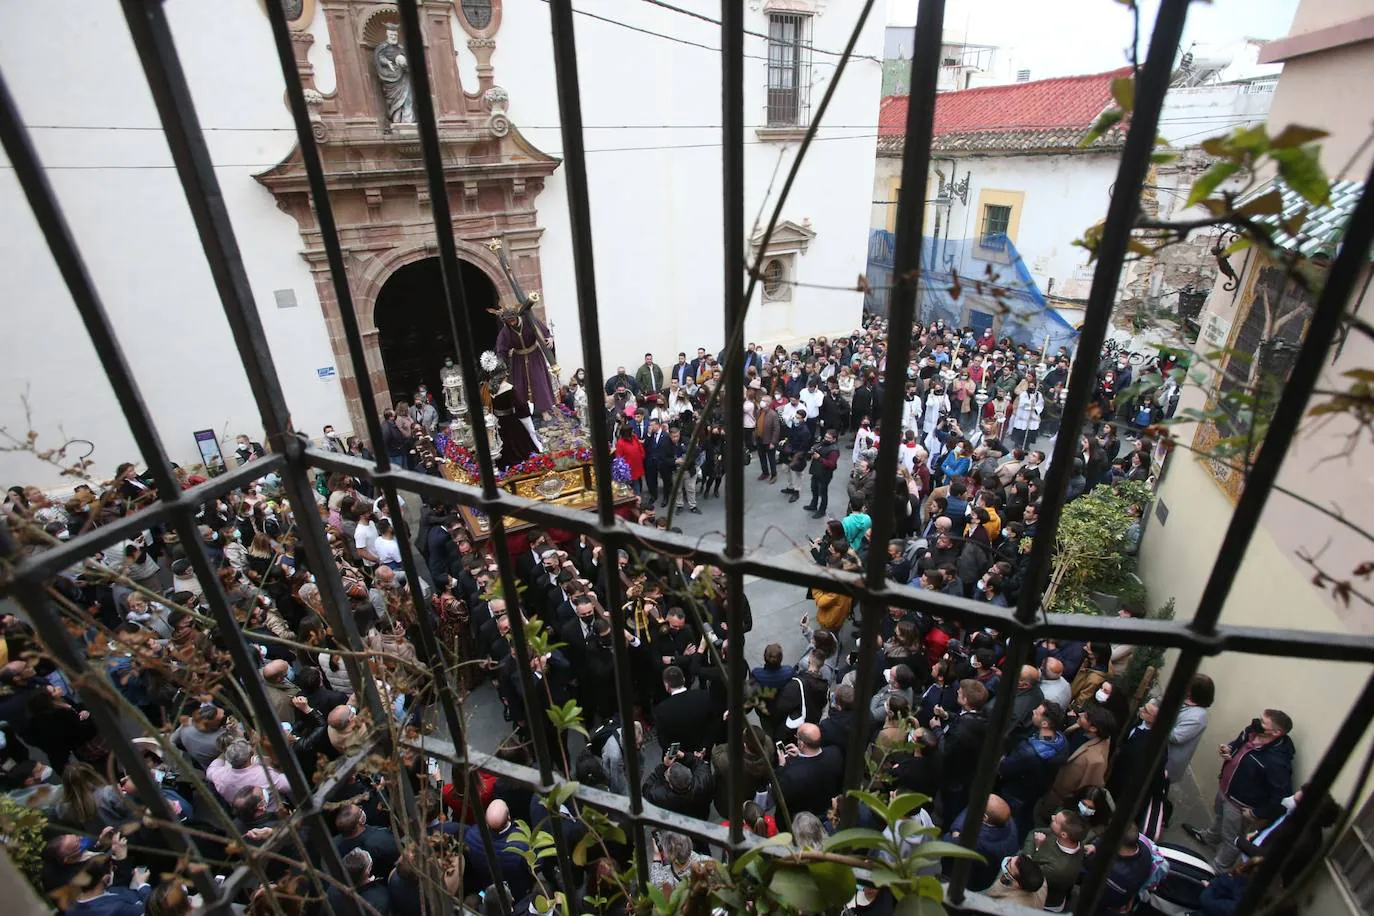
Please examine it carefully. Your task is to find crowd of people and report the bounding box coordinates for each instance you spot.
[0,317,1323,916]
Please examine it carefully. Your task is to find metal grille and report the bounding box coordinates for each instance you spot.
[0,1,1373,915]
[980,204,1012,244]
[766,12,811,127]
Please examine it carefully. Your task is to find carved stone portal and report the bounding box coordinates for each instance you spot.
[255,0,560,439]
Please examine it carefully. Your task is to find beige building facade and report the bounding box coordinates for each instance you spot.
[1139,1,1374,908]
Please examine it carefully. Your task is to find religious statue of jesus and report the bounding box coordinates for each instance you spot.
[488,238,558,417]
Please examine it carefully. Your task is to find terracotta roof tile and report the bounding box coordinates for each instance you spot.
[879,68,1130,154]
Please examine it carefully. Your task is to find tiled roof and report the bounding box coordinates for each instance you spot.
[878,68,1130,155]
[1243,179,1370,259]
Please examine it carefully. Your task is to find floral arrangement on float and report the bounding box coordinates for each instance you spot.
[441,440,594,483]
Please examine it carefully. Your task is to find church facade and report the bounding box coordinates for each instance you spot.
[0,0,880,483]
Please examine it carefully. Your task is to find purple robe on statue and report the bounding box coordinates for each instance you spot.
[495,313,557,414]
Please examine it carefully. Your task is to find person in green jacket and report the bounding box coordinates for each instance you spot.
[635,352,665,396]
[1021,808,1087,912]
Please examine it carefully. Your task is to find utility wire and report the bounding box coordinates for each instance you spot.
[634,0,883,63]
[18,111,1270,134]
[530,0,773,61]
[9,115,1261,167]
[0,131,883,170]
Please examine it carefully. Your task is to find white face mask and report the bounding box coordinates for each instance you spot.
[1078,801,1094,817]
[1094,688,1110,703]
[35,764,53,783]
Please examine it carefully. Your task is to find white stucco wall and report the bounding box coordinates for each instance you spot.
[1157,77,1278,147]
[870,150,1118,299]
[0,0,881,486]
[0,3,344,487]
[501,0,882,369]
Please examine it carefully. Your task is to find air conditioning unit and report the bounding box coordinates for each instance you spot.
[1016,69,1031,82]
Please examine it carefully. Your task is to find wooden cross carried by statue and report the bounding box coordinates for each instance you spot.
[487,237,559,416]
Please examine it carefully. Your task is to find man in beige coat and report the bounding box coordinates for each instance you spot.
[1037,705,1115,822]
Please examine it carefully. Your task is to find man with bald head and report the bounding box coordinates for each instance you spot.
[463,798,533,900]
[1039,657,1071,711]
[944,793,1021,891]
[989,664,1045,738]
[260,659,300,725]
[775,722,844,825]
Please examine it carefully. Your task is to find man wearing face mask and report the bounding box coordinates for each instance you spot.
[322,424,347,452]
[65,854,151,916]
[1184,709,1296,871]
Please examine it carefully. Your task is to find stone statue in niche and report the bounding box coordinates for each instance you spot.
[373,23,414,125]
[282,0,304,20]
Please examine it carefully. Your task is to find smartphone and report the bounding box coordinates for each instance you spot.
[775,740,785,755]
[666,742,681,759]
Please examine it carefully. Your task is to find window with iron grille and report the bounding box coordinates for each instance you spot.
[980,203,1011,245]
[0,3,1372,916]
[1211,262,1315,442]
[1333,796,1374,913]
[762,257,787,299]
[766,13,811,127]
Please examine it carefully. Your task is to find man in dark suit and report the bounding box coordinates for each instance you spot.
[644,418,669,506]
[424,515,463,588]
[933,679,991,822]
[818,683,857,751]
[670,352,694,388]
[652,666,718,754]
[328,848,391,916]
[652,608,700,679]
[775,723,843,825]
[647,419,676,508]
[1107,697,1167,810]
[334,803,400,879]
[463,799,533,900]
[515,533,552,587]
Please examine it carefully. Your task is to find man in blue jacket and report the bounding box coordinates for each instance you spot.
[998,701,1068,842]
[944,794,1021,892]
[1184,709,1296,871]
[64,856,151,916]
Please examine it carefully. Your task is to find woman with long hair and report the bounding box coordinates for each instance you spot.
[57,763,129,834]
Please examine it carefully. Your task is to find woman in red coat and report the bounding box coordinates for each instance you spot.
[614,426,647,495]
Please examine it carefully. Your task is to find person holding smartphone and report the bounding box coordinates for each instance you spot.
[642,744,713,822]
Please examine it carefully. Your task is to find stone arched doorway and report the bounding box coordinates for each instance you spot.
[374,257,499,406]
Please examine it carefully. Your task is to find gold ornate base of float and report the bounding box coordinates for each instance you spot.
[439,459,635,541]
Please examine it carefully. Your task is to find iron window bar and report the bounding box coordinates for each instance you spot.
[0,0,1372,913]
[261,1,526,912]
[389,0,587,903]
[544,0,651,885]
[721,0,751,853]
[0,19,364,914]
